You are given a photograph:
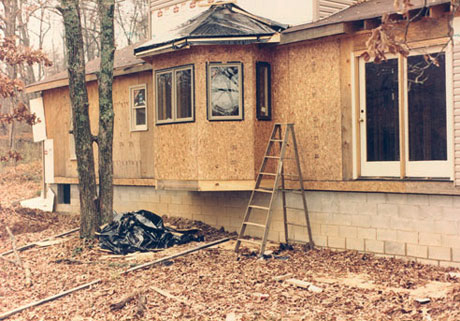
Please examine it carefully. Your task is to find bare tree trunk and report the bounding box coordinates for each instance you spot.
[96,0,115,224]
[59,0,99,238]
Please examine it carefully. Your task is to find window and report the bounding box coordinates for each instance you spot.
[357,47,452,178]
[130,84,148,131]
[256,62,271,120]
[156,65,194,124]
[57,184,71,204]
[207,62,243,121]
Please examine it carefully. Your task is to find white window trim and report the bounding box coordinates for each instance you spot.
[155,65,194,125]
[353,45,453,180]
[207,62,244,121]
[130,84,148,131]
[404,45,453,179]
[358,53,400,177]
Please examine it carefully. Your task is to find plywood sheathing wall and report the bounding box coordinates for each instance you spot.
[112,71,155,179]
[272,39,343,181]
[253,47,275,180]
[43,71,155,180]
[148,45,257,181]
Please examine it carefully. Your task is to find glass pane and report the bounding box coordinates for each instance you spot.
[408,53,446,161]
[257,64,270,118]
[135,108,146,126]
[176,69,192,119]
[157,73,172,121]
[365,59,400,162]
[133,88,146,107]
[210,65,240,117]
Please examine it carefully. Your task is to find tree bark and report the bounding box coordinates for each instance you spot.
[60,0,99,238]
[96,0,115,224]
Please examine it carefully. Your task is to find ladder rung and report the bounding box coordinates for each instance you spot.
[270,139,283,142]
[284,206,305,211]
[287,222,308,228]
[237,238,262,245]
[259,172,277,176]
[243,222,266,228]
[255,188,274,194]
[265,156,281,159]
[249,205,270,211]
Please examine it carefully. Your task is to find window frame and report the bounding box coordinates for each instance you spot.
[207,62,244,121]
[256,61,272,121]
[354,45,453,179]
[155,64,195,125]
[130,84,148,131]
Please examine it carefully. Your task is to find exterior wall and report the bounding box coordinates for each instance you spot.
[147,45,274,183]
[43,71,155,180]
[272,39,343,181]
[57,184,460,268]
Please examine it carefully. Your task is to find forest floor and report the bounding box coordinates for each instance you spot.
[1,162,460,320]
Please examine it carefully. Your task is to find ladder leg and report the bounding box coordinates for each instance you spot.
[235,124,280,253]
[281,167,289,244]
[290,125,314,247]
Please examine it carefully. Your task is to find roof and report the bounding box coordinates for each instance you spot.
[134,3,287,55]
[26,42,151,93]
[283,0,450,35]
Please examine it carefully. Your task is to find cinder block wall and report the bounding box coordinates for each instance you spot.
[54,184,460,267]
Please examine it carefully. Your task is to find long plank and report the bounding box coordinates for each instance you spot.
[0,228,79,257]
[122,237,231,274]
[0,279,102,320]
[0,237,231,320]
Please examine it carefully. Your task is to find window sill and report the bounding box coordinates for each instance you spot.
[155,119,194,126]
[357,176,452,183]
[130,127,148,132]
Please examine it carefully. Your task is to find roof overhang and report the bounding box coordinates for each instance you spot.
[280,22,357,45]
[134,34,280,58]
[26,62,152,94]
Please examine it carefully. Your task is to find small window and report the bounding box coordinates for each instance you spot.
[256,62,271,120]
[130,84,148,131]
[57,184,71,204]
[207,62,243,121]
[155,65,194,124]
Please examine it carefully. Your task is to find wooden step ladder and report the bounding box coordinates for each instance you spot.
[234,123,314,256]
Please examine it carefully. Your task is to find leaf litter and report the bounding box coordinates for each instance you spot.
[0,162,460,320]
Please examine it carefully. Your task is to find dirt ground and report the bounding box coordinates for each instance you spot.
[1,163,460,321]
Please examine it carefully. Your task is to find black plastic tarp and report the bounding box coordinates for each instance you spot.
[97,210,203,255]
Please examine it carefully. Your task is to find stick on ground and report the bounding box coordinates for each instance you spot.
[6,227,32,287]
[0,227,79,257]
[0,237,231,320]
[0,279,101,320]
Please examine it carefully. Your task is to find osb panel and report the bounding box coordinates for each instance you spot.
[43,87,70,178]
[149,46,257,181]
[339,36,354,180]
[43,72,155,181]
[253,48,276,180]
[112,71,155,179]
[273,39,343,181]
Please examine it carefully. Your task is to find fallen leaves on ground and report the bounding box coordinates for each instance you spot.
[1,162,460,320]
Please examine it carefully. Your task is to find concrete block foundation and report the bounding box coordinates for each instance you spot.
[52,184,460,267]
